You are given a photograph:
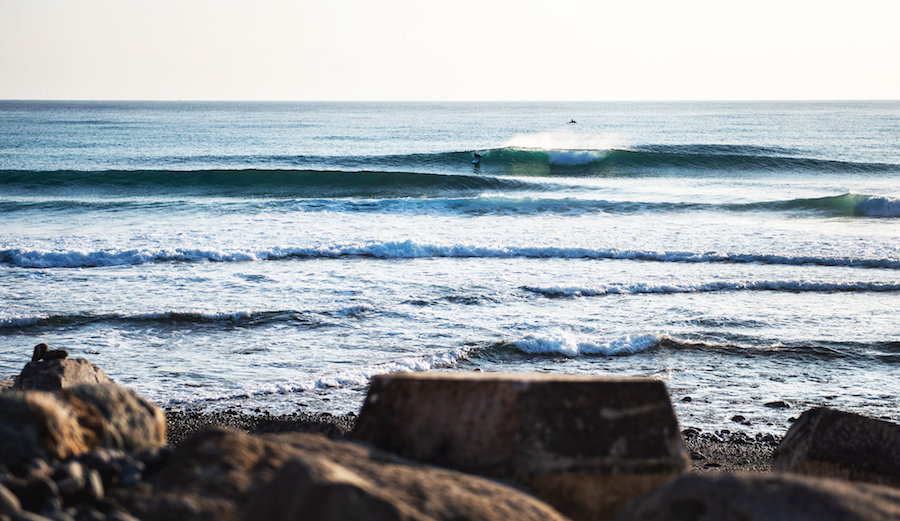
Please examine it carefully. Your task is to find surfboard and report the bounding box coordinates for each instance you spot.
[472,159,480,164]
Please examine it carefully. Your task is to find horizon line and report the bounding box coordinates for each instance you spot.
[1,98,899,104]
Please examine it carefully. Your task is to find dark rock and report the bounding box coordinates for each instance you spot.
[106,511,141,521]
[16,511,57,521]
[612,472,900,521]
[42,351,70,361]
[63,384,166,452]
[0,482,21,516]
[730,415,746,423]
[682,428,700,438]
[32,344,50,363]
[353,372,688,521]
[120,427,570,521]
[681,396,692,402]
[14,360,112,391]
[774,407,900,487]
[764,400,791,409]
[20,476,60,513]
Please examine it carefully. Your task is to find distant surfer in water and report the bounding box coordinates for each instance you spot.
[473,152,482,160]
[568,119,577,124]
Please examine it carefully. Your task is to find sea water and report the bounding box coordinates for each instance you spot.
[1,101,898,434]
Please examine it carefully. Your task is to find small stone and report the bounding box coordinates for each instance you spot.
[20,476,60,514]
[119,461,144,486]
[106,510,140,521]
[730,415,746,423]
[42,351,69,361]
[32,344,49,363]
[71,506,105,521]
[83,469,103,502]
[0,482,21,516]
[764,400,791,409]
[681,396,692,402]
[45,511,75,521]
[761,433,776,443]
[681,427,701,438]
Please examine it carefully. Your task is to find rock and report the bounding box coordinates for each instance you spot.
[0,391,106,463]
[13,360,112,391]
[681,396,692,402]
[352,372,688,521]
[63,384,166,452]
[774,407,900,487]
[0,378,14,392]
[32,344,49,363]
[42,351,69,361]
[764,400,791,409]
[730,415,746,423]
[19,476,60,514]
[119,427,570,521]
[0,482,21,516]
[612,472,900,521]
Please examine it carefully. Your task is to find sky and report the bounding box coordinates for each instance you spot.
[1,0,898,101]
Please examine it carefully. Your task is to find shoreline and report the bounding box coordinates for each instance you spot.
[164,407,779,474]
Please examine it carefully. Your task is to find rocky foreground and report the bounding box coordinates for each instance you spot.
[2,347,900,521]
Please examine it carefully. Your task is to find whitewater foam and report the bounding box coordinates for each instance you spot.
[3,242,897,270]
[501,129,623,151]
[855,195,900,217]
[523,280,900,298]
[506,331,661,356]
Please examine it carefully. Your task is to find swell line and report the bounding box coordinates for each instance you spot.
[1,241,897,269]
[523,280,900,298]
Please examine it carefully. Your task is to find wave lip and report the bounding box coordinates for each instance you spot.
[503,331,661,356]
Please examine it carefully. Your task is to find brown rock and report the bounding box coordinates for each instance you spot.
[0,391,106,463]
[612,472,900,521]
[120,427,571,521]
[352,372,688,521]
[64,384,166,452]
[32,343,49,362]
[13,359,112,391]
[41,350,69,361]
[774,407,900,487]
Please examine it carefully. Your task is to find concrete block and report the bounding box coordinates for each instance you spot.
[353,372,689,521]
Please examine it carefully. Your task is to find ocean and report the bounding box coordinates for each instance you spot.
[1,100,898,434]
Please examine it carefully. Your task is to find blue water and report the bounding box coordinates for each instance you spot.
[1,101,898,434]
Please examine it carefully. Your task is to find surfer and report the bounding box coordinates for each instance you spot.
[473,152,482,160]
[568,119,577,124]
[472,151,483,164]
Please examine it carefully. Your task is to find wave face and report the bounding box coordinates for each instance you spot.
[0,169,539,198]
[2,242,898,269]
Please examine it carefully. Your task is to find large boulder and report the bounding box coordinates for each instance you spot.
[119,427,572,521]
[352,372,689,521]
[612,472,900,521]
[13,359,112,391]
[0,391,106,463]
[774,407,900,487]
[64,384,166,452]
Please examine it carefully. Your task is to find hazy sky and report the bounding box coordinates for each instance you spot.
[1,0,898,100]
